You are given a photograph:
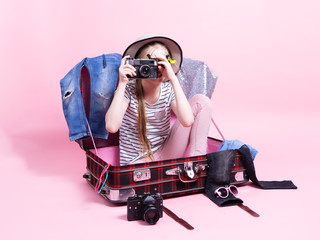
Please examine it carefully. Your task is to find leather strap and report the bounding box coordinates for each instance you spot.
[238,146,297,189]
[238,203,260,217]
[163,206,194,230]
[211,117,225,140]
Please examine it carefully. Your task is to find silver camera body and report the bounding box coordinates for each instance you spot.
[126,58,158,79]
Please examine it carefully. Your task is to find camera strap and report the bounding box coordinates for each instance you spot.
[163,205,194,230]
[237,203,260,217]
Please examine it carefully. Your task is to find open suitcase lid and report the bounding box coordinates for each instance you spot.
[77,56,218,150]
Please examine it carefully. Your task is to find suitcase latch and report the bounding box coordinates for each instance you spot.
[194,164,206,173]
[133,169,151,182]
[165,167,181,176]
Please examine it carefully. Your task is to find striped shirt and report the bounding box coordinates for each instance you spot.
[119,81,175,165]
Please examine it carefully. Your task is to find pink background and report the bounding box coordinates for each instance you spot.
[1,0,319,239]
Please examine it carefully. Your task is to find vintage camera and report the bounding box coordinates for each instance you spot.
[127,193,163,225]
[125,58,158,79]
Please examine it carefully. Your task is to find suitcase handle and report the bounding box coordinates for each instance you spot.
[166,163,206,183]
[178,170,200,183]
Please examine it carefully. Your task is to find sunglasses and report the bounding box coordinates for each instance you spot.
[214,185,239,198]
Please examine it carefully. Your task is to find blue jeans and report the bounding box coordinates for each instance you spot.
[217,139,258,159]
[60,53,122,141]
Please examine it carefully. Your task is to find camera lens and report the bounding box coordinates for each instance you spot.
[139,65,151,78]
[143,205,160,225]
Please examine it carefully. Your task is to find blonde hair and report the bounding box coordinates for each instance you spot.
[135,78,152,159]
[134,42,176,160]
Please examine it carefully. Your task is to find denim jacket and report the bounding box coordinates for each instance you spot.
[60,53,122,141]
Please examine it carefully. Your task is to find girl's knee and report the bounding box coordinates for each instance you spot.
[190,94,213,111]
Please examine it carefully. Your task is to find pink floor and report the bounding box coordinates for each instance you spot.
[1,111,318,240]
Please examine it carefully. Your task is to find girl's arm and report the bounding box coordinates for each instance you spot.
[105,82,129,133]
[105,56,136,133]
[156,54,194,127]
[170,75,194,127]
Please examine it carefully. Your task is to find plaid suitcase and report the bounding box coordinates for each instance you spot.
[83,137,249,203]
[74,57,249,203]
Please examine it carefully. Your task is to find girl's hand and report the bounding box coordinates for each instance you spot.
[118,55,136,84]
[155,54,176,81]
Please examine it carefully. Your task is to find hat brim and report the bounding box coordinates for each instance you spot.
[123,36,183,74]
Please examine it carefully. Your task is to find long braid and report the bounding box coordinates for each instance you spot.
[136,79,154,160]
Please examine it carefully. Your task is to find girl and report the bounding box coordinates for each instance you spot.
[105,36,212,165]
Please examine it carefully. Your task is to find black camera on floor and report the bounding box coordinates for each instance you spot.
[127,193,163,225]
[125,58,158,79]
